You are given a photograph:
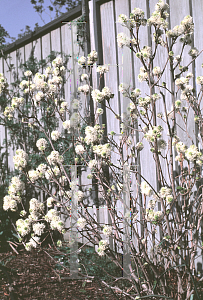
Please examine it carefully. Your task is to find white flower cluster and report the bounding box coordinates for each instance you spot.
[36,138,48,151]
[147,1,169,29]
[117,32,137,48]
[175,76,194,100]
[144,125,163,142]
[57,240,62,247]
[96,108,104,115]
[34,91,45,106]
[157,139,167,150]
[81,73,88,81]
[78,51,98,67]
[51,130,61,141]
[176,141,187,153]
[88,159,97,169]
[147,199,157,209]
[136,46,151,61]
[146,209,163,223]
[63,120,71,131]
[93,143,111,158]
[138,96,152,108]
[36,163,47,178]
[180,15,194,35]
[141,181,153,196]
[136,142,144,151]
[59,176,67,185]
[11,97,25,108]
[19,80,29,90]
[159,187,173,203]
[91,86,114,103]
[45,209,58,222]
[78,84,90,95]
[47,197,55,207]
[138,67,148,82]
[60,101,68,113]
[130,7,145,20]
[188,47,199,58]
[167,15,193,44]
[103,225,112,236]
[130,8,147,28]
[71,99,79,110]
[3,194,21,211]
[118,13,138,29]
[52,56,63,68]
[70,112,80,127]
[13,149,29,170]
[29,198,44,221]
[155,0,169,12]
[47,151,64,165]
[78,56,86,66]
[130,88,141,99]
[25,236,40,251]
[16,218,31,237]
[75,144,85,154]
[91,89,104,103]
[44,166,60,179]
[87,50,98,65]
[117,32,129,48]
[175,100,182,110]
[185,145,202,162]
[85,125,103,145]
[102,87,114,100]
[196,76,203,85]
[55,66,65,77]
[118,13,129,25]
[8,176,25,196]
[33,222,46,236]
[45,66,52,75]
[96,65,109,74]
[24,70,32,77]
[167,25,184,38]
[119,83,130,97]
[0,73,8,94]
[28,170,40,183]
[97,240,108,256]
[175,141,203,163]
[152,66,161,76]
[49,75,63,85]
[4,106,15,120]
[33,73,47,90]
[20,210,27,217]
[77,217,86,229]
[45,209,64,232]
[75,190,84,201]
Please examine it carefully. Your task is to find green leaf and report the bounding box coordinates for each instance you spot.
[190,295,194,300]
[82,281,87,287]
[153,280,157,291]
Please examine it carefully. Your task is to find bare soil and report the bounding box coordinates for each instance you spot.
[0,247,125,300]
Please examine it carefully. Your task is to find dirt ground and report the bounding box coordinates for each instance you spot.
[1,246,203,300]
[0,247,125,300]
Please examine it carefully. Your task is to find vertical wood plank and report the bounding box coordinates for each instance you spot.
[42,33,51,64]
[33,38,43,73]
[191,0,203,276]
[169,0,195,146]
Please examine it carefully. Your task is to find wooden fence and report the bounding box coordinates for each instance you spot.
[1,0,203,274]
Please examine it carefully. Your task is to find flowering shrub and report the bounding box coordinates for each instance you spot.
[2,0,203,298]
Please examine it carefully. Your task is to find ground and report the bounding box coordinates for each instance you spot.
[0,246,126,300]
[1,245,203,299]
